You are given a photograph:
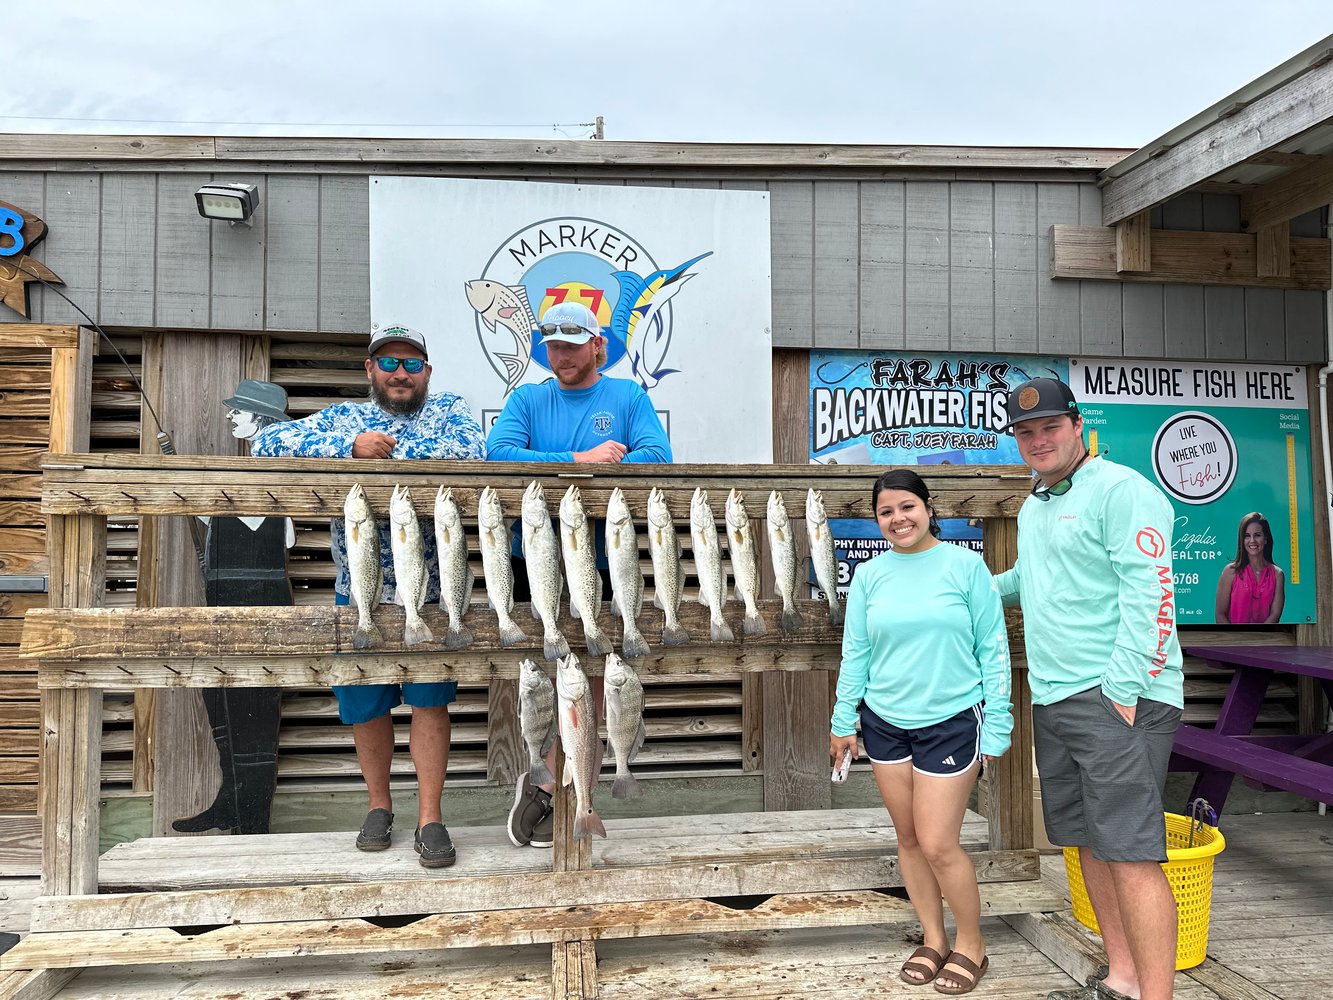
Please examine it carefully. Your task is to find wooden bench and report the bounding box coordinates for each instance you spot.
[1169,724,1333,803]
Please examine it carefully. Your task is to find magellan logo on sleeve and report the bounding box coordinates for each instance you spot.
[1135,527,1166,559]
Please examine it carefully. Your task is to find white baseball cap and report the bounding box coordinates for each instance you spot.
[368,324,429,359]
[538,302,600,345]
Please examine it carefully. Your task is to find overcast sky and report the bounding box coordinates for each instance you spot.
[8,2,1332,150]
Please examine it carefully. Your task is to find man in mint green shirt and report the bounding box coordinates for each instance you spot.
[994,377,1182,1000]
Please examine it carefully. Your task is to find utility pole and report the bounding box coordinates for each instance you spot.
[593,116,604,140]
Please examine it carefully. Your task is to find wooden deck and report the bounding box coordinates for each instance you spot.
[2,811,1330,997]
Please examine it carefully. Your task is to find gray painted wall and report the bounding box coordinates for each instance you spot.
[2,171,1326,362]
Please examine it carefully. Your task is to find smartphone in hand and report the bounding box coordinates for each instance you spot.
[831,747,852,783]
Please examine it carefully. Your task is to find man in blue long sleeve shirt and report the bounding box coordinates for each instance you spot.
[251,324,485,868]
[487,301,671,850]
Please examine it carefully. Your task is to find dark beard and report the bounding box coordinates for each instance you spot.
[370,381,429,415]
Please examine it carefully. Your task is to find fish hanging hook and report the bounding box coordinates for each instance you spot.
[814,360,869,385]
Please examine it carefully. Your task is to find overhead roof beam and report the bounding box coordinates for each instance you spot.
[1240,154,1333,232]
[1101,52,1333,226]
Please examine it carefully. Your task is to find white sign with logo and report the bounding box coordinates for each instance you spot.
[370,177,774,462]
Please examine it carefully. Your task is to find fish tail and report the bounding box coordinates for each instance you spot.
[498,618,529,648]
[529,760,555,786]
[574,808,608,841]
[743,611,766,637]
[661,622,690,647]
[444,624,474,651]
[543,627,571,662]
[829,599,845,626]
[353,620,382,650]
[403,617,435,647]
[612,769,641,800]
[584,622,614,657]
[780,606,805,633]
[709,616,734,643]
[622,630,650,659]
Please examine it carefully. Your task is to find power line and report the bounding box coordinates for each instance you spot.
[0,112,599,136]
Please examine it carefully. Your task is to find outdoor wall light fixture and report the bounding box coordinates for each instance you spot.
[194,183,260,226]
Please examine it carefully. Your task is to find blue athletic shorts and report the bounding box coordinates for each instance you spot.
[859,703,984,776]
[332,592,458,724]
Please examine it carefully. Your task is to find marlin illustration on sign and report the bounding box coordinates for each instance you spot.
[468,217,712,395]
[464,279,540,396]
[0,200,63,318]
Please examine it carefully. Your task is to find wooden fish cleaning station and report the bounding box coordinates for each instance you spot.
[3,454,1058,998]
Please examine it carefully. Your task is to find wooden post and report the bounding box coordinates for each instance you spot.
[549,741,597,999]
[1256,220,1292,279]
[982,516,1033,851]
[1296,366,1333,732]
[1115,210,1151,273]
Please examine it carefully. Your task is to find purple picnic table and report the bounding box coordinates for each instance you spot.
[1172,646,1333,815]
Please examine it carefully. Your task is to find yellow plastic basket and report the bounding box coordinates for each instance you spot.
[1063,812,1225,970]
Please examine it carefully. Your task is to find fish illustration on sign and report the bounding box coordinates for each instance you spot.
[464,278,540,396]
[608,251,712,391]
[0,201,63,319]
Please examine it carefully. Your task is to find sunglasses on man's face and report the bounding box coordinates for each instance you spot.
[539,322,591,338]
[374,357,426,374]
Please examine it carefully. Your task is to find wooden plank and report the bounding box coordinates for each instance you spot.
[153,175,212,329]
[769,180,813,348]
[1241,153,1333,234]
[38,688,101,896]
[856,180,905,349]
[949,181,995,350]
[26,842,1040,934]
[1256,221,1291,279]
[209,173,265,329]
[1115,210,1151,272]
[0,968,79,1000]
[0,393,52,418]
[316,175,370,333]
[98,175,157,326]
[1050,225,1330,291]
[0,327,79,350]
[1101,55,1333,225]
[0,786,37,811]
[812,181,859,349]
[0,369,49,389]
[993,181,1038,354]
[485,679,521,786]
[903,181,950,348]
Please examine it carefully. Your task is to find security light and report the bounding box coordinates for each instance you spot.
[195,183,260,225]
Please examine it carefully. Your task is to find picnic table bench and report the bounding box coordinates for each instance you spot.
[1170,645,1333,815]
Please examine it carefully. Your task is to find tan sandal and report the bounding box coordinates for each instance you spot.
[899,946,948,985]
[934,951,989,995]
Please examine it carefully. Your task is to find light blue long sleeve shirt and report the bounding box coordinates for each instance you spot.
[993,457,1184,708]
[249,394,485,599]
[832,541,1013,757]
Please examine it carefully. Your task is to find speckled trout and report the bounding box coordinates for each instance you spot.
[604,653,646,800]
[344,483,383,650]
[478,486,528,648]
[433,486,474,650]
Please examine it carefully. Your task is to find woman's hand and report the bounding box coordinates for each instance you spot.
[829,733,858,763]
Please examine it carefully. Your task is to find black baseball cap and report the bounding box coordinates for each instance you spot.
[1004,377,1079,432]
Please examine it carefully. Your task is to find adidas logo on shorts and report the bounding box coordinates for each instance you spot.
[942,755,956,766]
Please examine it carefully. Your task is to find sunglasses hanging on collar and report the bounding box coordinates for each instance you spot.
[1031,450,1093,502]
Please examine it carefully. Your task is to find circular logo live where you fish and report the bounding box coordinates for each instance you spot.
[464,216,711,396]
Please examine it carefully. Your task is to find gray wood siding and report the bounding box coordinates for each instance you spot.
[1,171,1325,362]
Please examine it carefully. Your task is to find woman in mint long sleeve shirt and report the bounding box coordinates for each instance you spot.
[829,470,1011,996]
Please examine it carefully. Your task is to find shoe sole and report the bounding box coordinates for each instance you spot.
[416,848,457,868]
[529,835,554,848]
[355,838,391,852]
[507,777,532,848]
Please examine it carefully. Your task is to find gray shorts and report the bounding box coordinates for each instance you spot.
[1033,687,1182,863]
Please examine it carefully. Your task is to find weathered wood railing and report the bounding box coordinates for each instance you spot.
[8,455,1039,999]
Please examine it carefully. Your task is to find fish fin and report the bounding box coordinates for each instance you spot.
[585,622,614,657]
[696,590,709,607]
[573,809,608,841]
[543,629,570,662]
[709,617,734,643]
[780,607,805,633]
[661,622,690,647]
[622,631,650,659]
[633,572,644,617]
[530,602,542,621]
[540,724,558,758]
[353,621,382,650]
[403,617,435,647]
[609,593,621,617]
[652,590,665,611]
[561,764,573,788]
[498,620,529,648]
[529,760,555,786]
[829,600,845,626]
[444,624,474,650]
[464,566,475,607]
[611,770,641,800]
[630,719,646,762]
[742,612,766,637]
[569,588,583,620]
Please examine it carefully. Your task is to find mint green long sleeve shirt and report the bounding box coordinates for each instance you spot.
[832,541,1013,757]
[993,457,1184,708]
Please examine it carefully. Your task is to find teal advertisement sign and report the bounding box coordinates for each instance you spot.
[1071,358,1316,625]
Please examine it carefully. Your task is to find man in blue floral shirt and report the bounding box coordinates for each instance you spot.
[251,324,484,867]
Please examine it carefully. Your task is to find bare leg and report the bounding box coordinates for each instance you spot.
[1082,851,1176,1000]
[409,704,450,827]
[914,761,984,991]
[351,713,395,813]
[873,761,949,982]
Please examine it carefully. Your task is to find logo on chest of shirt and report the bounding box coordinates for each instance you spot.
[591,411,614,436]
